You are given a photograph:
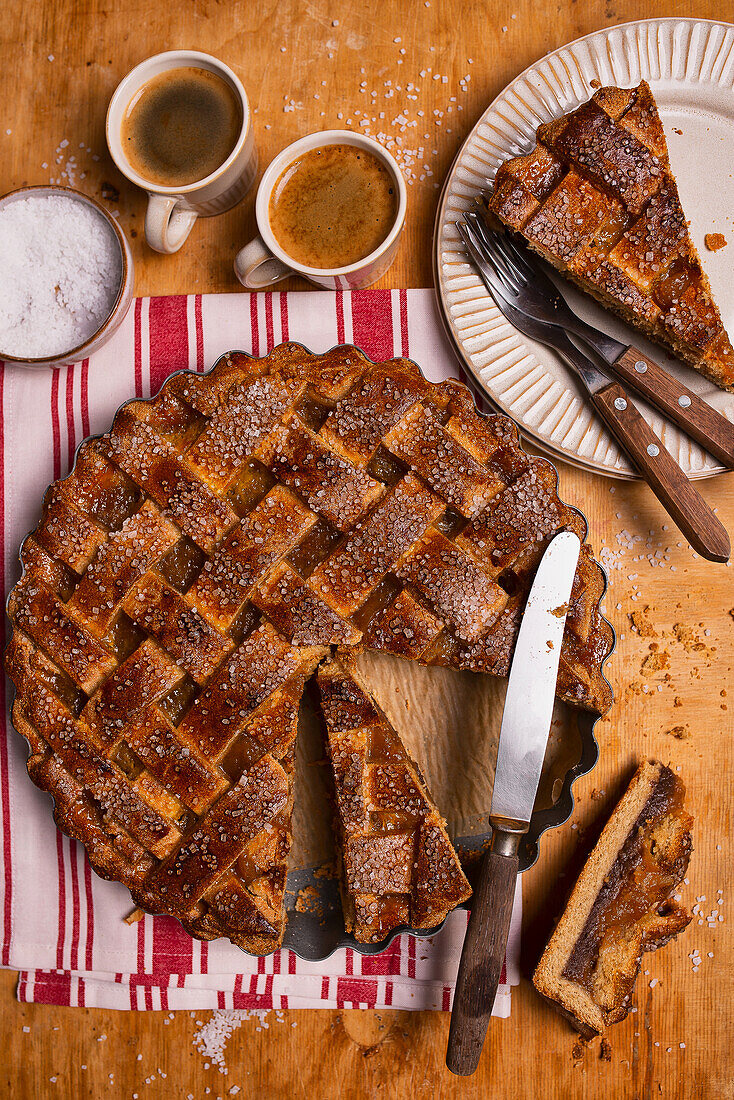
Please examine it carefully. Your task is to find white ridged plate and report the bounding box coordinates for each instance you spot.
[435,18,734,479]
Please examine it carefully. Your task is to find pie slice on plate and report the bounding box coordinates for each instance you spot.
[488,81,734,392]
[6,343,613,953]
[316,656,471,943]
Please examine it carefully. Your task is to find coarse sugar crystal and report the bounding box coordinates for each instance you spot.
[0,192,122,358]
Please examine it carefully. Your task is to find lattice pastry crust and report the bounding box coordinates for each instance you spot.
[317,657,472,943]
[6,343,613,953]
[488,81,734,392]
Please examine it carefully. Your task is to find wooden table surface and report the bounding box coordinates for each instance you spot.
[2,0,733,1096]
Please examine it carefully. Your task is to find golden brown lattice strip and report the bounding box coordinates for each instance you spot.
[19,537,76,601]
[143,754,290,914]
[186,374,306,490]
[69,502,180,632]
[321,368,447,461]
[537,100,664,217]
[65,440,143,530]
[206,871,283,951]
[35,486,108,573]
[181,622,325,757]
[309,473,444,616]
[257,416,384,530]
[83,639,185,747]
[360,588,443,660]
[457,463,563,575]
[252,561,363,646]
[107,408,238,553]
[124,705,229,814]
[122,572,233,684]
[383,402,504,517]
[23,683,180,859]
[396,529,508,643]
[10,581,116,693]
[190,484,316,632]
[521,170,614,264]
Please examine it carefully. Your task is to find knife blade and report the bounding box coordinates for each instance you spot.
[491,529,582,826]
[446,530,581,1077]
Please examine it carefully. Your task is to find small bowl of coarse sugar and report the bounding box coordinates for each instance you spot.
[0,185,134,368]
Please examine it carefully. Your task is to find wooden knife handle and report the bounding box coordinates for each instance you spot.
[611,347,734,469]
[592,382,730,563]
[446,842,518,1076]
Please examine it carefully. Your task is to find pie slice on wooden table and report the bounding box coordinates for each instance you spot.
[533,760,693,1035]
[6,343,613,953]
[487,81,734,392]
[316,656,471,943]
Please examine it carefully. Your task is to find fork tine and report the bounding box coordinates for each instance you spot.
[495,232,537,280]
[468,201,527,273]
[488,224,566,306]
[478,231,525,293]
[463,218,519,295]
[481,228,531,288]
[456,221,518,301]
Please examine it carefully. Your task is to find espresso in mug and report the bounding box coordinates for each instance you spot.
[268,144,398,269]
[121,66,242,187]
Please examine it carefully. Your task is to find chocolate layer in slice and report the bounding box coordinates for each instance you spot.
[534,759,692,1035]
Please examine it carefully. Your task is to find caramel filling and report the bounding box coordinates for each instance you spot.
[156,537,206,592]
[563,769,687,994]
[366,446,407,486]
[351,575,403,630]
[287,518,342,577]
[653,259,696,311]
[369,810,418,835]
[225,460,275,517]
[367,724,408,764]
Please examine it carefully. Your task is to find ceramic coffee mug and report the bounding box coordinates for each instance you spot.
[234,130,407,291]
[107,50,257,254]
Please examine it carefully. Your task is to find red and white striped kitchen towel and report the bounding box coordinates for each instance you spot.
[0,289,521,1010]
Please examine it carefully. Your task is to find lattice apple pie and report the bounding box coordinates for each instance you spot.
[6,343,613,952]
[488,81,734,392]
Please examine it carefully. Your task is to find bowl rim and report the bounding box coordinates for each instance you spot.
[0,184,131,366]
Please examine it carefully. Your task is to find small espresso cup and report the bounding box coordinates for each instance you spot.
[106,50,257,254]
[234,130,407,291]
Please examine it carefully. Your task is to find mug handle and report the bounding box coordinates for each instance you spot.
[145,195,199,254]
[234,236,291,289]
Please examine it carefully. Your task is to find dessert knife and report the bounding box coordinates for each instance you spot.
[468,206,734,470]
[458,220,731,563]
[446,530,582,1077]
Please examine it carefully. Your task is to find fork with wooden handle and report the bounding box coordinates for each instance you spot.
[458,220,731,563]
[468,206,734,470]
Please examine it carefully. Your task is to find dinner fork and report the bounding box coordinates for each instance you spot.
[465,207,734,470]
[457,218,730,563]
